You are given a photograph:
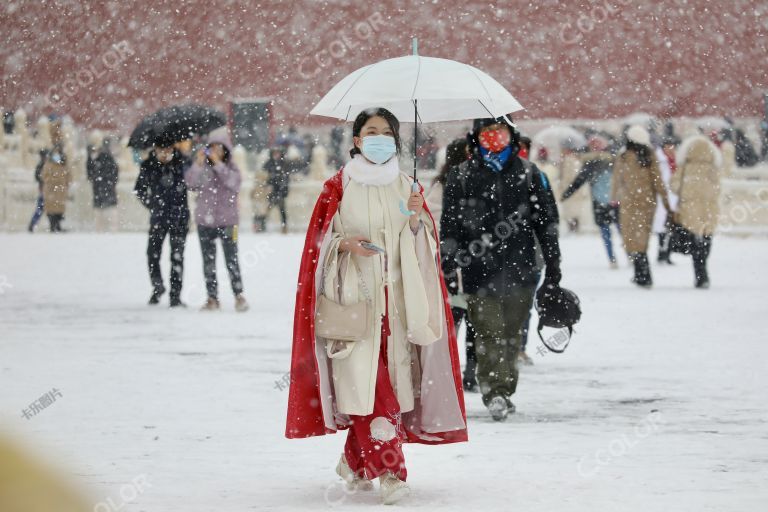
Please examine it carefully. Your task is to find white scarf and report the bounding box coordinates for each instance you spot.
[344,154,400,186]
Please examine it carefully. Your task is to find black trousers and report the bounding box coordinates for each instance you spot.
[147,222,188,300]
[266,193,288,226]
[47,214,64,232]
[198,225,244,299]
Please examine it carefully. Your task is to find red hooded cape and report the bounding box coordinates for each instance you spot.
[285,169,468,445]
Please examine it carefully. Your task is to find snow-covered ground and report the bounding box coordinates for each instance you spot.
[1,232,767,511]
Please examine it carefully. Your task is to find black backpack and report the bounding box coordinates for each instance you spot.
[535,284,582,353]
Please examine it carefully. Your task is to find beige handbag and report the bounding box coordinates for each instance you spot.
[315,254,372,342]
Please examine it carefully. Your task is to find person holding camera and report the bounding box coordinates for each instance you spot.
[185,131,248,312]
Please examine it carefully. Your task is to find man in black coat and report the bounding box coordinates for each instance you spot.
[440,117,563,421]
[87,139,119,231]
[264,147,292,233]
[134,133,190,307]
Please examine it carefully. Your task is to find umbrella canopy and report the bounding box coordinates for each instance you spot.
[696,116,732,132]
[128,104,226,149]
[533,126,587,151]
[311,39,522,192]
[310,54,523,123]
[623,112,658,130]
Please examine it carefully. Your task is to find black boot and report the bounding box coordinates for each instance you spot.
[694,270,710,289]
[631,252,653,288]
[169,296,187,308]
[148,285,166,305]
[693,236,712,289]
[657,233,673,264]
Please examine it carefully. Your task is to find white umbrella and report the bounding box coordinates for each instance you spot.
[533,126,587,151]
[311,39,523,184]
[696,116,732,132]
[624,112,658,130]
[311,56,523,123]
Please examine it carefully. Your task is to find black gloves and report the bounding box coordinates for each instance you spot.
[544,265,562,288]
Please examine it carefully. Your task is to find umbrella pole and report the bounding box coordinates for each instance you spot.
[413,99,418,183]
[412,36,419,184]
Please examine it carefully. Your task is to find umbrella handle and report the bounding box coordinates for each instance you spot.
[399,182,420,216]
[399,200,416,216]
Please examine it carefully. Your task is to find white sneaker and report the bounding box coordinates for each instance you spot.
[488,396,509,422]
[379,472,410,505]
[335,455,373,492]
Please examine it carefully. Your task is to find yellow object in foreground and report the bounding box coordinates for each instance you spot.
[0,436,91,512]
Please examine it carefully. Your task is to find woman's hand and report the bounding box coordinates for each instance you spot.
[408,191,424,230]
[209,145,224,164]
[195,149,206,166]
[339,235,378,257]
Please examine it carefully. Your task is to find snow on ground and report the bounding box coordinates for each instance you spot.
[1,232,767,511]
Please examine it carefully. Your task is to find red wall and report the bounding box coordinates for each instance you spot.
[2,0,766,132]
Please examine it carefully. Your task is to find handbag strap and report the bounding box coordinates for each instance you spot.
[320,249,373,304]
[537,325,573,354]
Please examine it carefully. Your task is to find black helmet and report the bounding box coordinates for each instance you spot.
[535,284,582,353]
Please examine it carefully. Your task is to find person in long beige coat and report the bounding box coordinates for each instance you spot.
[40,120,71,232]
[670,135,723,288]
[611,125,671,287]
[288,108,467,505]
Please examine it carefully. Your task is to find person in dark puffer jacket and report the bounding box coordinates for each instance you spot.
[440,116,563,421]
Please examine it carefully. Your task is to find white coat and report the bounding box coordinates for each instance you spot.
[318,155,444,416]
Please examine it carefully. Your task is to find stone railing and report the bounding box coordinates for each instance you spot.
[2,123,767,236]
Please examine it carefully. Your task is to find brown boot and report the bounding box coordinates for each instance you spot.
[518,351,534,366]
[234,294,249,313]
[200,297,220,311]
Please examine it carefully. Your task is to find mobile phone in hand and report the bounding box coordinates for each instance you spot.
[360,241,385,254]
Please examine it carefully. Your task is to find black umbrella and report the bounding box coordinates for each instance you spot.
[128,104,227,149]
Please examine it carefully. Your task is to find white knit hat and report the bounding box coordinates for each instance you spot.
[626,125,651,146]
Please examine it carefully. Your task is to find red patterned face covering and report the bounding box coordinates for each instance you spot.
[478,128,511,153]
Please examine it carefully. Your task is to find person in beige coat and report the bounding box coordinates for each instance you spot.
[611,125,672,287]
[670,135,723,288]
[40,120,71,232]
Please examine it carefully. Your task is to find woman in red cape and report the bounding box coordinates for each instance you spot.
[285,108,467,504]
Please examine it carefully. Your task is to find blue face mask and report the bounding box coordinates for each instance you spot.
[360,134,397,164]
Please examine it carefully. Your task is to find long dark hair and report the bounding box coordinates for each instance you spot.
[434,138,469,185]
[626,140,652,168]
[349,107,402,158]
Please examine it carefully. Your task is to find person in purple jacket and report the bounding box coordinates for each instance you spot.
[185,131,249,312]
